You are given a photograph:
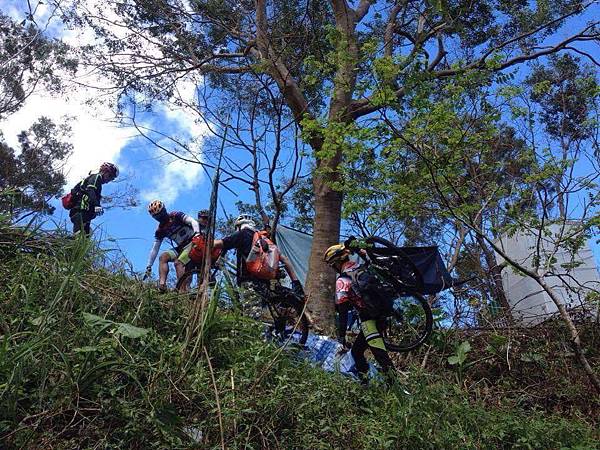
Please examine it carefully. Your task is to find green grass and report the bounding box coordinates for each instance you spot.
[0,223,598,449]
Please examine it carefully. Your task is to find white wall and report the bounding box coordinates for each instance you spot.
[494,223,600,325]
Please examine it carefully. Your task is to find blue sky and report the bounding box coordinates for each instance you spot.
[2,0,599,277]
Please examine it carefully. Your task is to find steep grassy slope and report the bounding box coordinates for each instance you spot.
[0,225,597,449]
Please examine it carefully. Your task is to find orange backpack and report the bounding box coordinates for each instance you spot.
[189,233,222,265]
[245,230,281,280]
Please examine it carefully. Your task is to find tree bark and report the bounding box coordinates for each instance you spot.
[305,180,343,333]
[302,0,363,332]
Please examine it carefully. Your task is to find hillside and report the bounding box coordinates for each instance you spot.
[0,223,598,449]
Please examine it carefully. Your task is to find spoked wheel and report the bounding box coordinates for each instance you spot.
[175,268,213,295]
[266,296,309,346]
[382,292,433,352]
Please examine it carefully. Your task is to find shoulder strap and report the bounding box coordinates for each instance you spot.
[342,264,369,285]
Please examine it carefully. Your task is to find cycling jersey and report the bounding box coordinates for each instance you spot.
[146,212,199,267]
[335,260,366,309]
[155,212,198,246]
[73,173,103,212]
[69,172,104,235]
[335,260,393,376]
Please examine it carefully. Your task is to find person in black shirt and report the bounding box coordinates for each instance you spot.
[212,214,305,312]
[69,162,118,235]
[197,209,210,233]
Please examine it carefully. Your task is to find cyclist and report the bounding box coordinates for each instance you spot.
[212,214,305,310]
[144,200,200,292]
[324,243,395,383]
[69,162,119,235]
[197,209,210,232]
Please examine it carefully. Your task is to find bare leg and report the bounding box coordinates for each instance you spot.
[175,260,186,279]
[158,252,173,287]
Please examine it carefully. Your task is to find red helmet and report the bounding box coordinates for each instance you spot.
[99,162,119,179]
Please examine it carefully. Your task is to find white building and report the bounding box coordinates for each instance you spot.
[494,223,600,325]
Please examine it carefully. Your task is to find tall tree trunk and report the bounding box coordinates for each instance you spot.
[304,172,343,332]
[303,0,360,332]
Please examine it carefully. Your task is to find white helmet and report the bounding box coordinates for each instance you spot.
[234,214,256,230]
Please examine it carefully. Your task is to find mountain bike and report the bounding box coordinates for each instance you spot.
[261,281,310,346]
[176,261,309,346]
[349,236,434,352]
[175,265,218,293]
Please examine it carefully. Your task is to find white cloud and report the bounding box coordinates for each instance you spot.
[141,155,205,204]
[1,0,211,202]
[1,1,135,186]
[1,90,134,186]
[140,81,211,205]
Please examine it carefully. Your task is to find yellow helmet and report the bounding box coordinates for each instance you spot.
[323,243,349,265]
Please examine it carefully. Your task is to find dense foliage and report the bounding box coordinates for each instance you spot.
[0,12,76,120]
[0,218,597,449]
[0,117,72,218]
[61,0,599,327]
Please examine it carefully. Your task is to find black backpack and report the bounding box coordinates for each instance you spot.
[61,179,84,210]
[346,265,398,318]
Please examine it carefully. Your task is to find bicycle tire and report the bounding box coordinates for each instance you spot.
[175,268,209,293]
[381,292,433,352]
[267,295,309,346]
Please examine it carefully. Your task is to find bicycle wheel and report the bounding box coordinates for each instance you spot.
[381,292,433,352]
[364,236,424,293]
[266,295,309,346]
[175,268,207,294]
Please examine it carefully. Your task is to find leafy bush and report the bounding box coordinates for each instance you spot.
[0,224,597,448]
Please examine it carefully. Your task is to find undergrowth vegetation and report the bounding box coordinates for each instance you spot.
[0,220,598,449]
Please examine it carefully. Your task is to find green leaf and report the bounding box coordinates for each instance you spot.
[30,316,43,326]
[83,312,113,327]
[83,312,149,339]
[74,346,99,353]
[447,355,460,365]
[115,323,149,339]
[458,340,471,355]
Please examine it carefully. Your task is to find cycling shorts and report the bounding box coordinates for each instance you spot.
[164,241,193,265]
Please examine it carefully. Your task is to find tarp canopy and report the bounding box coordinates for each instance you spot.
[276,225,456,294]
[276,224,313,285]
[387,246,455,295]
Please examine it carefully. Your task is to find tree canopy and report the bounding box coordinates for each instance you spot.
[63,0,599,329]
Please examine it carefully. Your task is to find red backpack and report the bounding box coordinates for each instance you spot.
[189,233,222,265]
[61,179,84,210]
[61,192,75,209]
[245,230,281,280]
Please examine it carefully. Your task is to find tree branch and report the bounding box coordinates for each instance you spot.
[350,23,598,119]
[384,2,405,58]
[354,0,373,24]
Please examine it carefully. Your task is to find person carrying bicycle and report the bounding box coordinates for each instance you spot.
[144,200,200,292]
[212,214,305,315]
[68,162,119,235]
[324,243,395,383]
